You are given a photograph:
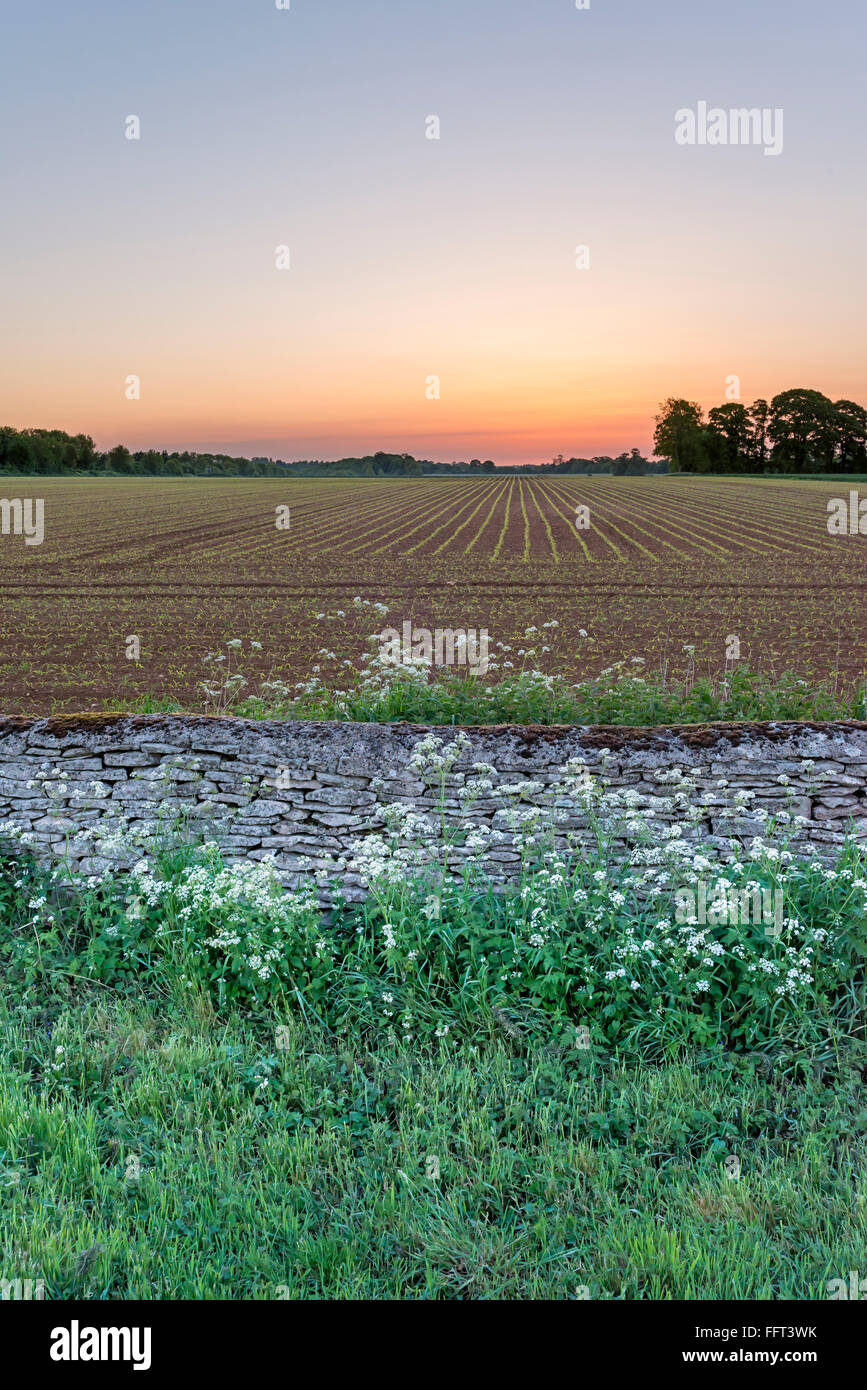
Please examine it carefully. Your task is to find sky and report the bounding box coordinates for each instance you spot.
[1,0,864,465]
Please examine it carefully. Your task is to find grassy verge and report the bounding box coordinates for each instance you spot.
[116,661,867,726]
[2,739,865,1299]
[2,989,865,1300]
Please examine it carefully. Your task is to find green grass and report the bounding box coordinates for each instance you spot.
[112,663,867,727]
[2,989,865,1300]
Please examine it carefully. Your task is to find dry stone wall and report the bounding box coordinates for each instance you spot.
[1,715,866,899]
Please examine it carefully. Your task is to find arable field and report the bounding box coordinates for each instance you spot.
[1,474,865,712]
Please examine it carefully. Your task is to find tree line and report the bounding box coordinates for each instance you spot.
[543,450,668,476]
[0,429,666,478]
[11,392,862,479]
[654,389,867,474]
[288,449,666,476]
[0,429,291,477]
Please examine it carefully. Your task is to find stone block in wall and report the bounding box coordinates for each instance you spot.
[316,771,372,789]
[75,857,117,875]
[0,733,30,755]
[109,783,164,802]
[259,833,344,851]
[303,787,376,807]
[32,815,78,832]
[0,780,43,799]
[218,757,280,776]
[805,828,851,845]
[310,812,366,828]
[262,777,323,794]
[372,777,426,797]
[229,798,294,820]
